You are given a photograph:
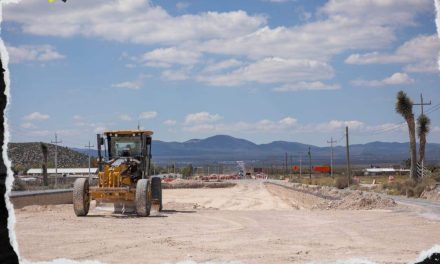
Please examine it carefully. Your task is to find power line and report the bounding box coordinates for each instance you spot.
[355,102,440,137]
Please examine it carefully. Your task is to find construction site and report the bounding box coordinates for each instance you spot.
[3,1,440,263]
[5,123,439,264]
[11,178,440,264]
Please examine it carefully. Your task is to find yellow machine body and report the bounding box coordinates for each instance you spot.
[89,130,154,203]
[90,164,135,202]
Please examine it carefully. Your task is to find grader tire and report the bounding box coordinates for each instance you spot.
[73,178,90,216]
[136,179,151,217]
[151,177,163,211]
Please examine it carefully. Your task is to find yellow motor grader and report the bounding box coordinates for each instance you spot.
[73,130,162,216]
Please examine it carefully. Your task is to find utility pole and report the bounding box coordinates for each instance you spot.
[414,93,431,115]
[414,93,431,177]
[299,153,302,178]
[285,152,288,177]
[345,126,351,187]
[51,133,62,187]
[308,147,312,181]
[85,141,94,182]
[290,154,293,179]
[327,137,337,178]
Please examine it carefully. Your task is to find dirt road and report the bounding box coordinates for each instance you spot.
[14,181,440,263]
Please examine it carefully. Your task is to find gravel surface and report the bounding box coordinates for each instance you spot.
[14,180,440,264]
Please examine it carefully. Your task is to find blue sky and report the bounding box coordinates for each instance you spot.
[2,0,440,148]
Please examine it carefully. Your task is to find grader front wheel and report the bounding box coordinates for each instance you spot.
[136,179,151,216]
[73,178,90,216]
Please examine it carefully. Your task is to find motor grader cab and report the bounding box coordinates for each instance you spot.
[73,130,162,217]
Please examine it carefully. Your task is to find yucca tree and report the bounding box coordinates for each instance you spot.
[395,91,418,181]
[417,114,431,165]
[40,142,49,186]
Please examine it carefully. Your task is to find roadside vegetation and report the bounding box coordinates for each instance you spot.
[283,165,440,198]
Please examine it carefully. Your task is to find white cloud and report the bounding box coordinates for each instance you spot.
[345,35,440,73]
[163,119,177,126]
[112,74,149,90]
[320,0,432,27]
[196,58,334,86]
[184,112,223,125]
[141,47,200,67]
[180,116,411,138]
[183,116,298,133]
[4,0,266,45]
[352,72,414,87]
[6,0,428,64]
[4,0,435,92]
[23,112,50,121]
[182,118,355,134]
[274,81,340,92]
[112,81,142,90]
[279,117,297,127]
[203,59,243,73]
[118,114,132,121]
[139,111,158,119]
[300,120,365,133]
[7,44,65,64]
[20,122,36,129]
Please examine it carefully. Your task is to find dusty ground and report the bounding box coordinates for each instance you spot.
[14,180,440,264]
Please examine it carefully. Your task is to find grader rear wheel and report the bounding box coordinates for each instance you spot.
[135,179,151,216]
[73,178,90,216]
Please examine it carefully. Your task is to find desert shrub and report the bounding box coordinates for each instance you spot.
[400,178,431,197]
[431,173,440,182]
[334,177,352,189]
[12,178,26,191]
[289,177,301,183]
[406,188,415,197]
[414,183,428,197]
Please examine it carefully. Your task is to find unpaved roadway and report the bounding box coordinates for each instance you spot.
[14,180,440,264]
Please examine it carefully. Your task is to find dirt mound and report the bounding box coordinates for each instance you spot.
[314,191,397,210]
[268,182,397,210]
[420,185,440,201]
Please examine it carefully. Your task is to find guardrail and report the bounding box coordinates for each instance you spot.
[9,189,73,209]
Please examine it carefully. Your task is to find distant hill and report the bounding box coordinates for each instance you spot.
[8,142,89,171]
[70,135,440,165]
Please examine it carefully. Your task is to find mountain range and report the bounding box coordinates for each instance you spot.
[72,135,440,165]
